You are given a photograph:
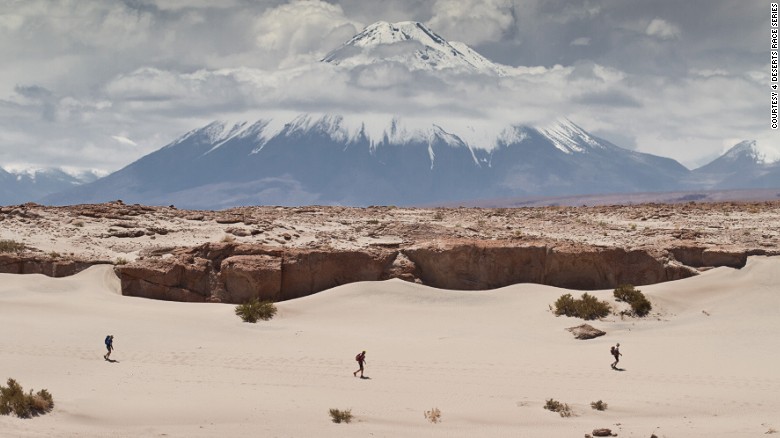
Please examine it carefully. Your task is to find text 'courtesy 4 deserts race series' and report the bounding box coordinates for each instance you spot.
[771,3,778,129]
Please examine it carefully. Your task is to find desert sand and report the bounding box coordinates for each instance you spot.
[1,255,778,437]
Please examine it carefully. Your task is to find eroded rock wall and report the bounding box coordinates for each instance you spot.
[112,241,707,303]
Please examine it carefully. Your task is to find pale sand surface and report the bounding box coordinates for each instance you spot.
[1,257,779,437]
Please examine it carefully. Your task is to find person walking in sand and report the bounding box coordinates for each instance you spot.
[104,335,114,360]
[353,351,366,378]
[610,343,622,369]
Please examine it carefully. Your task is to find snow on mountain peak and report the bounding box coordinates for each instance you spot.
[724,140,780,164]
[537,118,605,154]
[321,21,506,75]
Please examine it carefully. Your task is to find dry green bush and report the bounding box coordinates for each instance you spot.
[553,293,610,320]
[0,239,25,253]
[115,257,129,265]
[0,378,54,418]
[543,398,572,417]
[590,400,608,411]
[424,407,442,423]
[235,298,277,323]
[329,408,353,424]
[613,284,652,317]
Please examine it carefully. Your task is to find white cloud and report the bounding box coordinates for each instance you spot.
[570,37,590,46]
[253,0,361,68]
[645,18,680,40]
[111,135,138,147]
[427,0,514,45]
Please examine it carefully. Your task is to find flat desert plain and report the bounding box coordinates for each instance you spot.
[1,255,779,437]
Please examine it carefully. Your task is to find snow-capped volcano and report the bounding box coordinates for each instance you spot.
[692,140,780,189]
[322,21,506,75]
[0,166,100,205]
[44,114,691,209]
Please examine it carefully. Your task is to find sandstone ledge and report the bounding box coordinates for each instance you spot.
[115,240,712,303]
[2,201,779,303]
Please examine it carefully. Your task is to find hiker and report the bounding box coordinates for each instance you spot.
[104,335,114,360]
[610,343,622,369]
[353,351,366,377]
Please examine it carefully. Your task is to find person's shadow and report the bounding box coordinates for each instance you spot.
[105,358,119,363]
[359,376,371,379]
[612,367,625,372]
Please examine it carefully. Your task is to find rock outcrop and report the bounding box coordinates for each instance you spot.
[113,240,703,304]
[0,254,99,277]
[566,324,606,340]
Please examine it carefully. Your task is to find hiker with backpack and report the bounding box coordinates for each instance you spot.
[104,335,114,361]
[353,351,367,378]
[610,343,622,369]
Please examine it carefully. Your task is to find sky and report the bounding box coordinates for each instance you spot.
[0,0,775,174]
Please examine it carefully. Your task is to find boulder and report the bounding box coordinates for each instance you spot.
[566,324,606,340]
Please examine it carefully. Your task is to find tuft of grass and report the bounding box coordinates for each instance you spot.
[613,284,652,317]
[432,211,444,221]
[367,219,379,225]
[424,407,441,424]
[0,378,54,418]
[235,298,277,323]
[553,293,611,320]
[0,239,25,253]
[329,408,352,424]
[590,400,608,411]
[543,398,572,417]
[115,257,129,265]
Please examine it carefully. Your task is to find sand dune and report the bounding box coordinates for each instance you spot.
[1,257,779,437]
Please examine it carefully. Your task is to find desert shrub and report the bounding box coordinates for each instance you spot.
[613,284,652,317]
[590,400,608,411]
[329,408,352,424]
[543,398,572,417]
[73,221,85,227]
[0,378,54,418]
[0,239,25,253]
[553,293,610,320]
[235,298,277,323]
[432,211,444,221]
[553,294,577,317]
[115,257,129,265]
[367,219,379,225]
[424,407,441,424]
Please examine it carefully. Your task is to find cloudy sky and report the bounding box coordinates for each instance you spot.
[0,0,774,174]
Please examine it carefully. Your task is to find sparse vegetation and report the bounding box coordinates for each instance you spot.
[553,293,611,320]
[590,400,608,411]
[115,257,129,265]
[424,407,442,423]
[235,298,277,323]
[543,398,572,417]
[73,221,85,227]
[329,408,353,424]
[0,239,25,253]
[221,234,236,243]
[432,211,444,221]
[367,219,379,225]
[48,251,61,259]
[613,284,652,317]
[0,378,54,418]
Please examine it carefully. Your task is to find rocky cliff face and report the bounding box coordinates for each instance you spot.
[0,254,100,277]
[112,240,709,303]
[3,201,779,303]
